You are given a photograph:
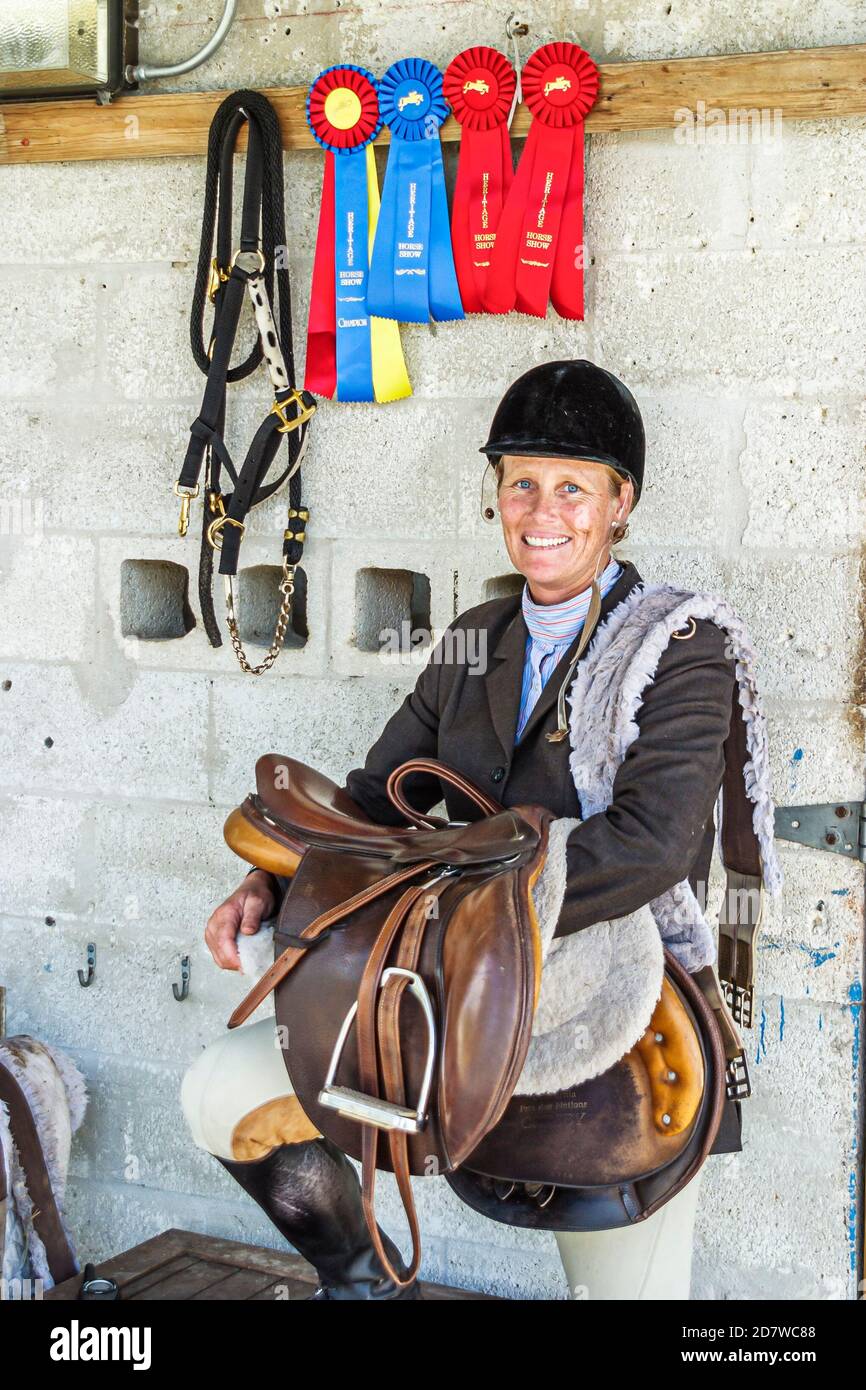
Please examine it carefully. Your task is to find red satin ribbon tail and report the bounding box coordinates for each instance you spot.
[481,120,542,315]
[550,122,587,321]
[304,152,337,397]
[513,124,575,319]
[462,125,511,313]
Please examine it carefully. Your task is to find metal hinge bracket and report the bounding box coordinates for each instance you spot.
[774,801,865,863]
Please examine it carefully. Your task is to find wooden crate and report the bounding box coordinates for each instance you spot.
[45,1228,498,1301]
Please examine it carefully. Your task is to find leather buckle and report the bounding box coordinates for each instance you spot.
[722,980,755,1029]
[230,247,266,279]
[725,1050,752,1102]
[206,513,244,551]
[318,968,437,1133]
[271,390,317,435]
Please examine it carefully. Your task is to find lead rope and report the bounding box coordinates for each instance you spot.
[176,89,316,673]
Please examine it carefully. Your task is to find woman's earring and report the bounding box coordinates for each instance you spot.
[480,461,498,524]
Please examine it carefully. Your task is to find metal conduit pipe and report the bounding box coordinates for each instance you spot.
[126,0,238,84]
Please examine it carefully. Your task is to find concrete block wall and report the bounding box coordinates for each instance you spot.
[0,0,863,1299]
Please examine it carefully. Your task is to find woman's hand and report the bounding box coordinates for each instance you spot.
[205,870,277,972]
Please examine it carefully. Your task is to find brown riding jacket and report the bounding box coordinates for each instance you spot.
[341,558,744,1154]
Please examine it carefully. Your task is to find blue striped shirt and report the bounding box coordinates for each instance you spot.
[515,559,623,741]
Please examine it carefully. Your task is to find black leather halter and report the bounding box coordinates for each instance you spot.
[175,89,316,672]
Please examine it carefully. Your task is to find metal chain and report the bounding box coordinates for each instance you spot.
[223,566,296,675]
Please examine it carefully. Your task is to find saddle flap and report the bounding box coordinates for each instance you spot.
[437,821,549,1169]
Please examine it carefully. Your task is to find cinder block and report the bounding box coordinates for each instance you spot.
[209,672,401,801]
[0,159,203,264]
[301,397,458,539]
[726,553,861,702]
[750,116,866,249]
[594,246,866,395]
[586,128,750,251]
[0,401,191,536]
[754,844,863,1003]
[0,534,94,663]
[401,313,592,401]
[104,269,198,401]
[694,996,857,1297]
[88,799,234,932]
[598,6,854,60]
[0,795,87,920]
[0,662,209,800]
[0,916,260,1064]
[740,399,866,551]
[0,270,97,398]
[137,2,342,93]
[765,702,863,806]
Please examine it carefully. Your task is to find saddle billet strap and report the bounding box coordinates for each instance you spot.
[0,1059,78,1286]
[356,879,454,1289]
[375,879,455,1287]
[386,757,505,828]
[227,859,437,1028]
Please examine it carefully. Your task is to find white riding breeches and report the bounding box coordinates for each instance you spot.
[180,1018,703,1299]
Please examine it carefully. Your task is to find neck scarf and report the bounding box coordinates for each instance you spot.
[516,558,622,740]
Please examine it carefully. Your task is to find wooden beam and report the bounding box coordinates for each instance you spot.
[2,42,865,166]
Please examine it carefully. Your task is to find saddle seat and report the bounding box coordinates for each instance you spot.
[235,753,538,866]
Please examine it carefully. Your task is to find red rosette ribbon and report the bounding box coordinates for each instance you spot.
[443,46,516,313]
[482,42,598,320]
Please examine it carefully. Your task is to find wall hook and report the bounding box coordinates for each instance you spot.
[172,955,191,1002]
[77,943,96,988]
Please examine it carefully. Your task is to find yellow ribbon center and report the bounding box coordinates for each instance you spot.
[324,87,362,131]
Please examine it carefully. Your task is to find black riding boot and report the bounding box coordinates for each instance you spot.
[216,1136,421,1300]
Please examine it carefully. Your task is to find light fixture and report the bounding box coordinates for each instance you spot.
[0,1,138,102]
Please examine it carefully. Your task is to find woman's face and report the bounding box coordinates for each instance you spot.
[497,455,632,603]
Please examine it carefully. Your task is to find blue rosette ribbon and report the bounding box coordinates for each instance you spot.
[367,57,464,323]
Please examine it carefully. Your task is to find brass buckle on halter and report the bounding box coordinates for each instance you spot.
[271,390,317,435]
[230,247,266,278]
[174,481,199,537]
[207,513,245,551]
[207,258,230,302]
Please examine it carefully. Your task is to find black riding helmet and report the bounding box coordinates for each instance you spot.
[480,359,645,505]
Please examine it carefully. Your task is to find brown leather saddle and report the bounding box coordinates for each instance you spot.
[227,689,763,1268]
[229,755,553,1287]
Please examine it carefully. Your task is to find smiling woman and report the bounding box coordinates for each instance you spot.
[182,357,782,1303]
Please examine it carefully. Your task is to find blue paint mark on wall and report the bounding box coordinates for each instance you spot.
[787,747,804,794]
[818,1013,823,1030]
[755,1004,768,1064]
[790,748,804,763]
[805,947,837,968]
[779,996,785,1042]
[831,888,850,897]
